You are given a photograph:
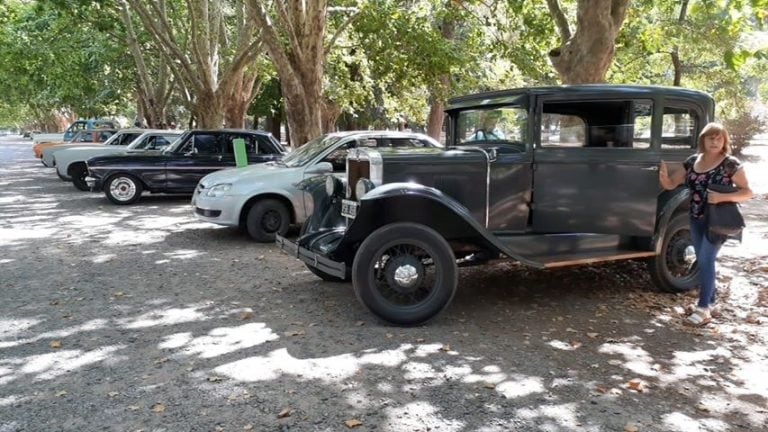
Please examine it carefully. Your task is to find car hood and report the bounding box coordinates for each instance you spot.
[200,162,303,188]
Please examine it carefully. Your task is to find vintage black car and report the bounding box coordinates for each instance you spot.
[85,129,285,205]
[278,85,714,325]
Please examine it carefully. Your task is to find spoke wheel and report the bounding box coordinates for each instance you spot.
[648,212,699,293]
[352,222,457,326]
[105,174,143,205]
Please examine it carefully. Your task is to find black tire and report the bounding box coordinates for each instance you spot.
[245,198,290,242]
[352,222,458,326]
[299,222,349,283]
[104,174,143,205]
[647,212,699,293]
[69,163,89,191]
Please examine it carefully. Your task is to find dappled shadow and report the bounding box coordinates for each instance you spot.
[2,140,767,431]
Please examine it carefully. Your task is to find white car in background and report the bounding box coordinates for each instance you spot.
[41,128,143,168]
[55,130,182,191]
[193,131,441,242]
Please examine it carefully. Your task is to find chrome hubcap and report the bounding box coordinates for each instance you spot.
[110,177,136,201]
[394,264,419,288]
[683,245,696,266]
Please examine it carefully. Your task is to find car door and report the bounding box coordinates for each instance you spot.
[166,133,224,192]
[531,96,660,236]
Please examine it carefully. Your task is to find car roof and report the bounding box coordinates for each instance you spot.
[186,128,274,135]
[446,84,714,111]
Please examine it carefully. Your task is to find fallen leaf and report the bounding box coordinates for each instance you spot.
[49,300,59,305]
[566,327,578,333]
[114,292,125,298]
[240,311,254,320]
[285,330,305,337]
[746,313,762,324]
[50,340,62,349]
[439,344,451,352]
[277,408,293,418]
[107,391,119,398]
[55,390,67,397]
[415,338,425,343]
[696,403,710,412]
[154,358,169,365]
[608,359,623,366]
[243,424,253,431]
[570,340,582,349]
[151,403,166,413]
[207,376,223,382]
[128,405,140,411]
[483,383,496,389]
[344,419,363,428]
[355,321,365,326]
[627,379,645,392]
[586,332,599,338]
[594,386,609,394]
[624,423,639,432]
[385,333,394,338]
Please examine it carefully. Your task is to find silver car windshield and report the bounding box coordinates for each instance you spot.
[282,135,342,167]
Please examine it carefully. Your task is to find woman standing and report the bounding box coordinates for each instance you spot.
[659,122,753,326]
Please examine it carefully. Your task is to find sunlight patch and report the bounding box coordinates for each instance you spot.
[516,403,581,428]
[662,412,730,432]
[0,345,125,383]
[0,227,58,246]
[103,229,169,245]
[119,306,210,329]
[0,317,42,338]
[159,323,278,358]
[381,401,463,432]
[495,375,545,399]
[216,345,410,384]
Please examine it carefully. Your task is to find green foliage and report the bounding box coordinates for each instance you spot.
[0,0,135,125]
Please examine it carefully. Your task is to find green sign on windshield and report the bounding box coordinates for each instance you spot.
[233,138,248,168]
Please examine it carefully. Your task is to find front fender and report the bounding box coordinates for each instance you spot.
[337,183,540,267]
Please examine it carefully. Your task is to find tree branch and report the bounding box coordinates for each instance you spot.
[546,0,571,42]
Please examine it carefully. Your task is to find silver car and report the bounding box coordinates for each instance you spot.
[193,131,441,242]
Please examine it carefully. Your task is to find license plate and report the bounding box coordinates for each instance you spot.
[341,199,358,219]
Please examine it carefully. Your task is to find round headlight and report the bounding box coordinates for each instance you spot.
[325,175,341,196]
[355,178,375,199]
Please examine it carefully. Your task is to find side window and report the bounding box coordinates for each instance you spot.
[100,131,114,142]
[540,99,653,149]
[322,141,355,171]
[192,134,220,154]
[662,106,698,149]
[256,136,276,154]
[382,138,425,148]
[457,106,527,144]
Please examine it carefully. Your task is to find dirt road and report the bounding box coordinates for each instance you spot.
[1,136,766,431]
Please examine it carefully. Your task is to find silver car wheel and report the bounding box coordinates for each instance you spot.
[110,177,137,201]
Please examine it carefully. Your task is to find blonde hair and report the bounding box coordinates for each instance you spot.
[697,122,731,155]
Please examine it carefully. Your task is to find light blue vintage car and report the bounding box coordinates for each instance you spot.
[192,131,441,242]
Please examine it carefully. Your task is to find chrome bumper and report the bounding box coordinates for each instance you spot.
[276,234,347,279]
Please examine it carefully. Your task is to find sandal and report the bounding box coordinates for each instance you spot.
[685,308,712,327]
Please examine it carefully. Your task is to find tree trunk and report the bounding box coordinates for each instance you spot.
[247,1,332,147]
[193,90,224,129]
[426,3,455,140]
[671,0,689,87]
[546,0,630,84]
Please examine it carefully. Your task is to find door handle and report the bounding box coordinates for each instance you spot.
[642,166,659,171]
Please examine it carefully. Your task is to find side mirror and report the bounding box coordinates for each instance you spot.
[305,162,333,175]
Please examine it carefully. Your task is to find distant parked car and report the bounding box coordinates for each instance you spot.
[85,129,285,205]
[34,129,116,161]
[54,130,181,190]
[42,129,143,168]
[193,131,441,242]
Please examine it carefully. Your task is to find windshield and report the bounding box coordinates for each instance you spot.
[162,131,191,154]
[455,105,528,146]
[282,135,342,167]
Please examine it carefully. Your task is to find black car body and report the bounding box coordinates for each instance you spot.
[279,85,715,325]
[86,129,285,205]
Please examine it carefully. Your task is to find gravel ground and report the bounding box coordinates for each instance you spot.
[1,136,767,432]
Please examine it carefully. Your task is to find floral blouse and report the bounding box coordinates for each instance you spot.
[683,154,742,219]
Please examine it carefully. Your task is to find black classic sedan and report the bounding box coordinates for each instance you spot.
[85,129,285,205]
